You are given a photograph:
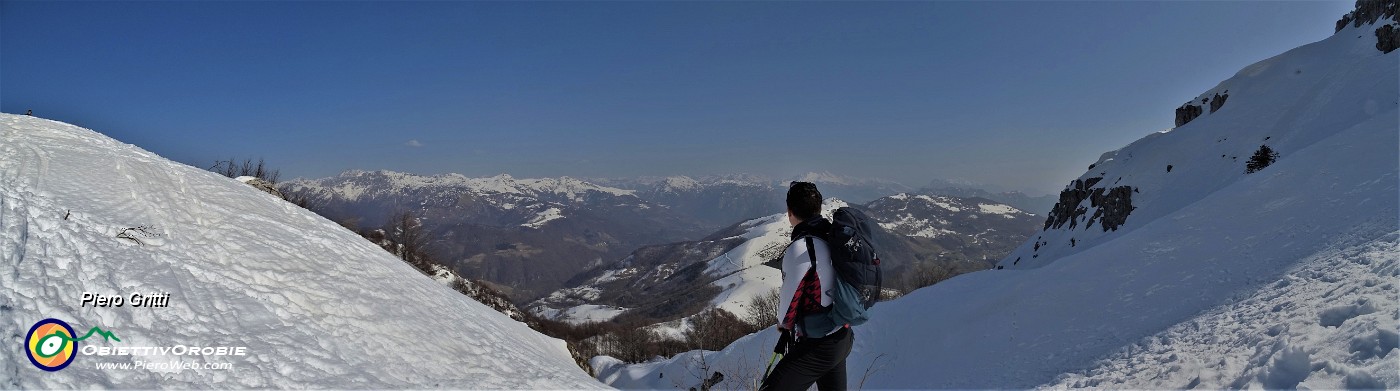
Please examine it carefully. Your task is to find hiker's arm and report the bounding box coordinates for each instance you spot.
[776,240,811,330]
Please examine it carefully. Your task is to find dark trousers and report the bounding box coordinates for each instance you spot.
[760,327,853,391]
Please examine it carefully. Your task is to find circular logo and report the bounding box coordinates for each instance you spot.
[26,319,77,371]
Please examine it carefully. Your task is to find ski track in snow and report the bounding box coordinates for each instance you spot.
[0,115,606,389]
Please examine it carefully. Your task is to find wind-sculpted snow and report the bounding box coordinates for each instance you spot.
[1045,234,1398,389]
[0,114,606,389]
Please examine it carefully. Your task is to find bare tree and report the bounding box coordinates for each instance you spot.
[743,288,781,329]
[209,157,280,183]
[207,157,315,209]
[686,308,752,351]
[385,210,434,272]
[901,262,953,292]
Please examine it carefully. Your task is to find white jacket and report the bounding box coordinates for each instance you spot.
[776,236,840,336]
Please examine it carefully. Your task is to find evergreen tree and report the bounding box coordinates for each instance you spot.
[1246,144,1279,174]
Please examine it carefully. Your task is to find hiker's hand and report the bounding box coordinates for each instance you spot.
[774,328,793,354]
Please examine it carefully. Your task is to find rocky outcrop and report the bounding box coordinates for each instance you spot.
[1335,0,1398,33]
[1087,186,1135,232]
[1175,91,1228,127]
[1043,177,1137,232]
[1377,24,1400,53]
[1175,103,1204,127]
[1336,0,1400,53]
[1209,91,1229,113]
[1044,177,1101,230]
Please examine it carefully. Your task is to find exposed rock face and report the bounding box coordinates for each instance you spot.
[1336,0,1400,53]
[1175,103,1203,127]
[1209,91,1229,113]
[1175,91,1228,127]
[1377,24,1400,53]
[1044,177,1101,230]
[1087,186,1135,232]
[1044,177,1137,232]
[1335,0,1398,33]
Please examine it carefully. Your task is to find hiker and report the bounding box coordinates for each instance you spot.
[25,109,32,116]
[760,181,853,391]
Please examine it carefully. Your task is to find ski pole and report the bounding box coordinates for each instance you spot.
[763,329,792,380]
[762,352,782,379]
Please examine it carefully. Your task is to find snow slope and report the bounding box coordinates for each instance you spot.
[1001,13,1399,270]
[532,304,630,326]
[702,200,849,318]
[0,114,605,389]
[594,11,1398,390]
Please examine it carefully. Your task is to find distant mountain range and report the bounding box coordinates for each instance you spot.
[284,170,1048,304]
[917,184,1058,218]
[590,171,1004,229]
[589,174,783,228]
[281,170,708,300]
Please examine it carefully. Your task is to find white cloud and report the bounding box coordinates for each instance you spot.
[405,139,424,147]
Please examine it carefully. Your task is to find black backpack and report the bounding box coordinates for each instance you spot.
[825,207,883,310]
[796,207,883,335]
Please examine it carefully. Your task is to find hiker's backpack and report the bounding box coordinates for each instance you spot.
[796,207,883,336]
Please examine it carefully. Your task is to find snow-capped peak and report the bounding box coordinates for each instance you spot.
[287,170,635,203]
[794,170,852,185]
[659,175,701,191]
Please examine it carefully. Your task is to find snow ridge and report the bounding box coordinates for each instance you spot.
[291,170,635,203]
[0,114,604,389]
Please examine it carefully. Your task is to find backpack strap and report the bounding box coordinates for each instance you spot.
[792,236,826,337]
[805,236,817,269]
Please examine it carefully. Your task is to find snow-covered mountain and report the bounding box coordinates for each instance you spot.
[0,114,604,388]
[865,193,1038,266]
[787,171,916,204]
[595,172,916,229]
[282,170,707,301]
[918,185,1057,218]
[594,5,1398,389]
[593,174,783,228]
[869,193,1032,239]
[530,193,1038,332]
[284,170,646,229]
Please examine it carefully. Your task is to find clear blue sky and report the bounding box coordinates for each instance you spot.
[1,1,1350,194]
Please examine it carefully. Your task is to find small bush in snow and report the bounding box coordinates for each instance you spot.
[115,226,159,245]
[1246,144,1280,174]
